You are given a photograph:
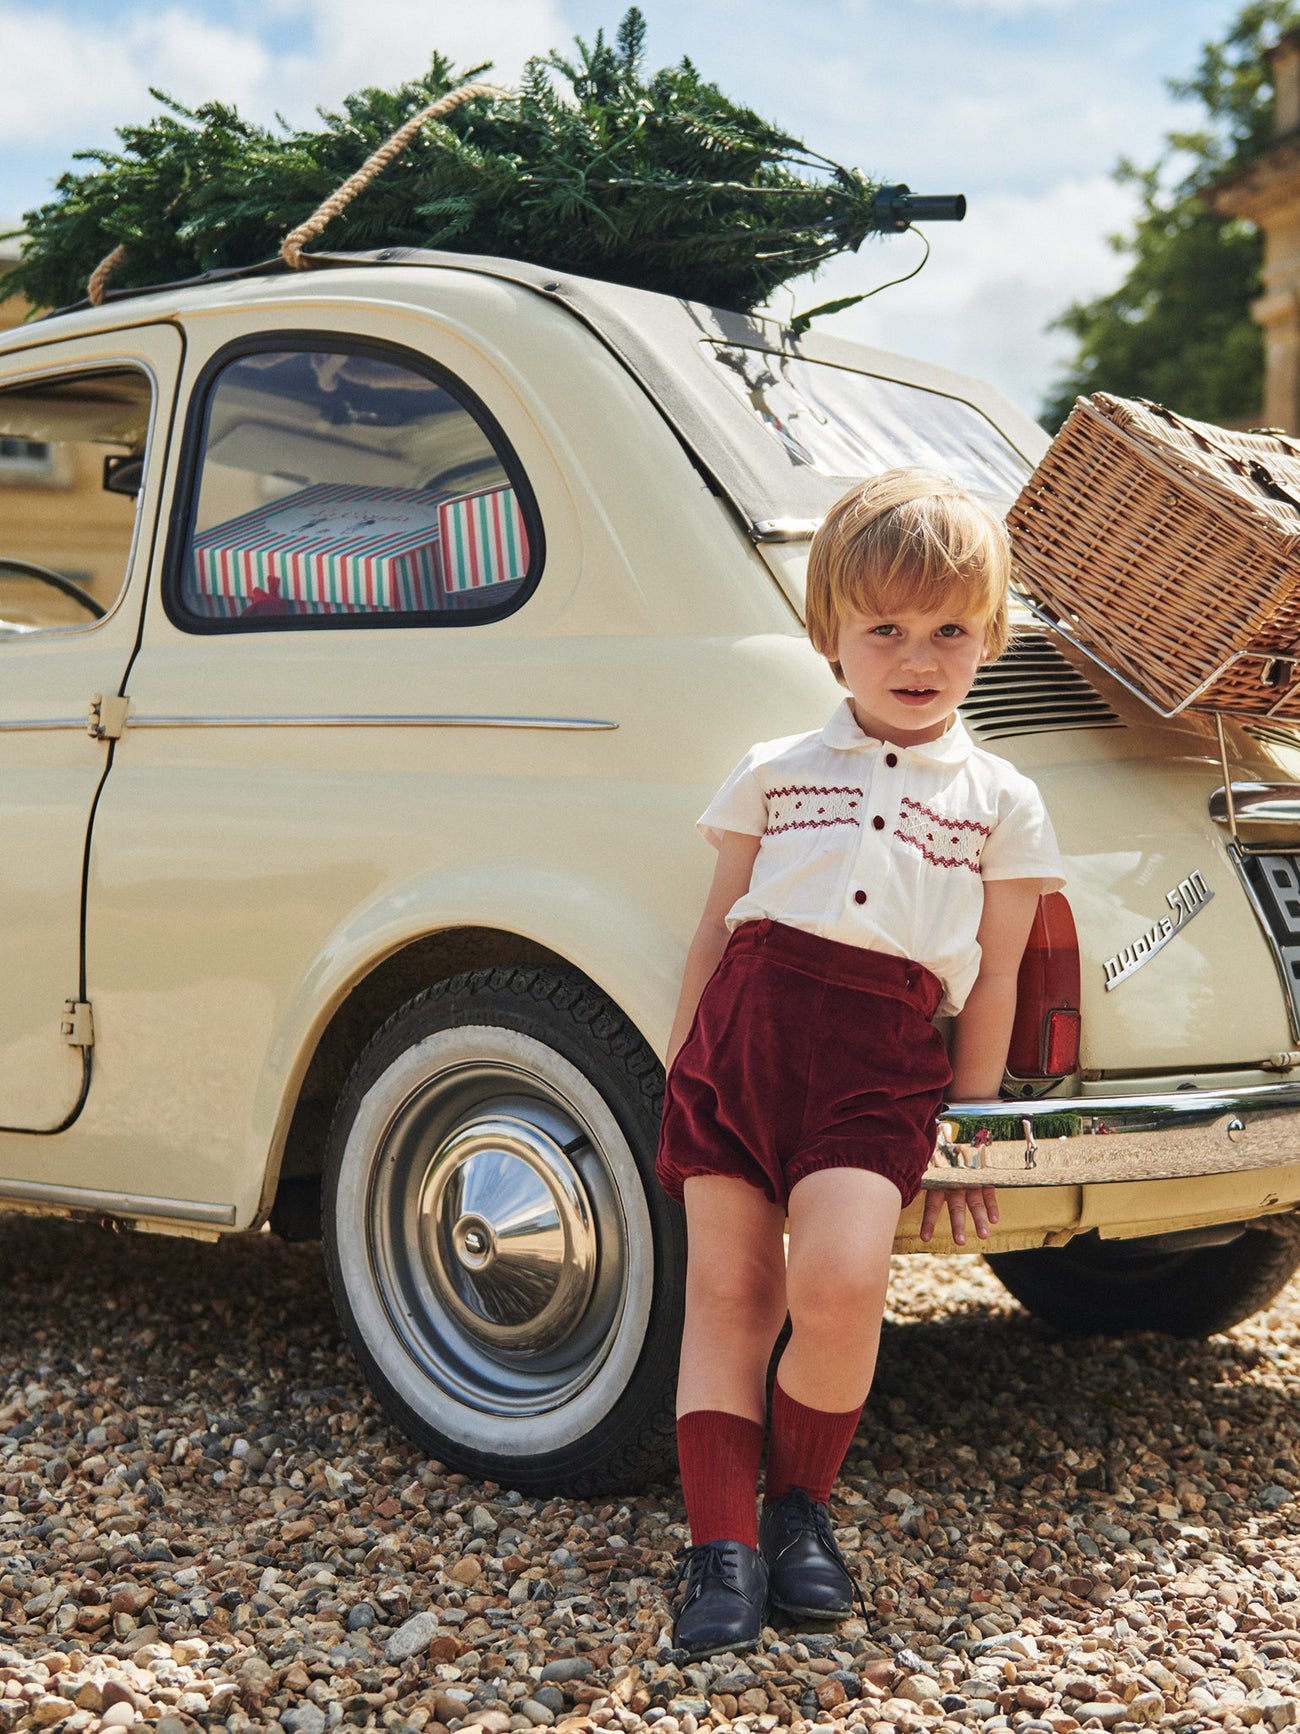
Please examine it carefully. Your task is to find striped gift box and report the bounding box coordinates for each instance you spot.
[189,482,446,613]
[439,485,529,594]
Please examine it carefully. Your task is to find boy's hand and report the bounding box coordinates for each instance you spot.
[919,1185,999,1246]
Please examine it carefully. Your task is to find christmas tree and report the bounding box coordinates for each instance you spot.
[3,11,946,317]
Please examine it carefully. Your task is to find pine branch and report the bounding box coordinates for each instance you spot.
[4,8,893,316]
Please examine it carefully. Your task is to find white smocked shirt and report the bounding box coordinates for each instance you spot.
[700,698,1066,1016]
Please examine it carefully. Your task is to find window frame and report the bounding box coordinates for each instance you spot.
[163,331,546,635]
[0,356,160,637]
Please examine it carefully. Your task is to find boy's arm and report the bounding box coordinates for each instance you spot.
[920,877,1048,1246]
[664,830,763,1072]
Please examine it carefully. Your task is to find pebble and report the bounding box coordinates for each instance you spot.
[281,1708,327,1734]
[517,1696,557,1725]
[539,1658,592,1683]
[387,1611,441,1661]
[0,1222,1298,1734]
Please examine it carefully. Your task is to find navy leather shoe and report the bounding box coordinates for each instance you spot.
[671,1539,769,1659]
[760,1487,859,1619]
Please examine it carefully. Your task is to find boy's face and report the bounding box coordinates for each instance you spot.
[834,600,988,745]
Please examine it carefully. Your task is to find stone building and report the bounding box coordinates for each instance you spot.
[1211,28,1300,431]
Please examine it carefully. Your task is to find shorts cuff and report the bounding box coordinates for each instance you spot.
[784,1146,927,1208]
[655,1160,779,1206]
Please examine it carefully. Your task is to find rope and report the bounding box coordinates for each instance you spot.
[280,80,509,270]
[87,243,130,307]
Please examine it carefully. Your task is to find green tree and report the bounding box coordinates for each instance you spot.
[1043,0,1300,429]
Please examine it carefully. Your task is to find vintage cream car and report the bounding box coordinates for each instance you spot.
[4,249,1300,1493]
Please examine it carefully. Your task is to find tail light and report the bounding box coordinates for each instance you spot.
[1008,892,1081,1079]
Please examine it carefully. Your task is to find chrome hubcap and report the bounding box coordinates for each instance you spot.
[363,1055,631,1418]
[421,1117,597,1350]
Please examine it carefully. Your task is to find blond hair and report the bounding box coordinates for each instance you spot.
[806,470,1012,680]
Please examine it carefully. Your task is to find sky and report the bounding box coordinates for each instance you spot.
[0,0,1260,422]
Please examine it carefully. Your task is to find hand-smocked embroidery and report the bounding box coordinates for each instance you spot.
[894,795,990,872]
[766,784,863,835]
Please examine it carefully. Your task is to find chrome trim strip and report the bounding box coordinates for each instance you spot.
[1211,783,1300,826]
[0,714,618,732]
[751,519,820,543]
[0,1176,236,1226]
[926,1079,1300,1188]
[0,718,86,732]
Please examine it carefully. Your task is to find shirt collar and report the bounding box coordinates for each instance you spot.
[820,697,975,765]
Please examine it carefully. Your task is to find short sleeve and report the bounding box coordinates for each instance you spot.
[979,776,1065,890]
[698,747,769,848]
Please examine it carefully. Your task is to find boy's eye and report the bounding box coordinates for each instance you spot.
[869,623,899,637]
[936,623,967,638]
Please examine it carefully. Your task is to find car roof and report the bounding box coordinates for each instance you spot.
[4,247,1049,535]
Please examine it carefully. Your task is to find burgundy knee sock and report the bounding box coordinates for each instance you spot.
[677,1409,765,1547]
[763,1379,863,1506]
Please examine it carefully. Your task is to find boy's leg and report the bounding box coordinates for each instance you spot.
[760,1168,902,1617]
[676,1174,788,1547]
[779,1166,901,1400]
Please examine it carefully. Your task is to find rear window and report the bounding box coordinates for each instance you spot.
[708,343,1031,498]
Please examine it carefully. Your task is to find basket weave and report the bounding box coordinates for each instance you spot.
[1008,393,1300,717]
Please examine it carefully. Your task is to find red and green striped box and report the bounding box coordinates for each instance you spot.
[438,486,529,593]
[189,483,445,613]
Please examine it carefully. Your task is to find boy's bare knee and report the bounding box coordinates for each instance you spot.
[688,1257,781,1322]
[786,1263,887,1335]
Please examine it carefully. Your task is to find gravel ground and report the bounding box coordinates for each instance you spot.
[2,1217,1299,1734]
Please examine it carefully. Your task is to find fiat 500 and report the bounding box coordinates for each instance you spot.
[4,248,1300,1493]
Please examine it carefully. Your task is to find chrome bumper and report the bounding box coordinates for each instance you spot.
[925,1081,1300,1188]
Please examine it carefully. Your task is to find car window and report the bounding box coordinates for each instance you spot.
[0,368,150,635]
[174,344,540,629]
[707,342,1032,498]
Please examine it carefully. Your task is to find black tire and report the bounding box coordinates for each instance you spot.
[321,965,684,1494]
[985,1226,1300,1337]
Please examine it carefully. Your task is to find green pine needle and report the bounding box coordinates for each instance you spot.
[3,8,892,316]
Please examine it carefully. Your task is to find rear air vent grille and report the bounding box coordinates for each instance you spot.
[962,633,1123,741]
[1244,720,1300,754]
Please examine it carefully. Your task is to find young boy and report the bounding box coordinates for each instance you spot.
[656,470,1064,1658]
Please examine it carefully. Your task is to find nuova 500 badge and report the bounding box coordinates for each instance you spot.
[1103,871,1214,991]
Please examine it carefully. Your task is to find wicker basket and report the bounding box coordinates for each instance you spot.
[1008,393,1300,717]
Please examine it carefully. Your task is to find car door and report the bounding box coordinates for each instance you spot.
[0,324,181,1131]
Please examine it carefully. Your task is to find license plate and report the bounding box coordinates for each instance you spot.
[1239,852,1300,1031]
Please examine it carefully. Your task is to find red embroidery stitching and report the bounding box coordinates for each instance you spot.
[899,796,991,834]
[765,783,862,836]
[894,796,990,872]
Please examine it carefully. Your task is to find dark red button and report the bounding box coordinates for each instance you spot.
[885,752,898,768]
[872,815,885,830]
[853,889,867,905]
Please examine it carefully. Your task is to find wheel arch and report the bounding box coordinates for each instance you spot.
[258,918,674,1234]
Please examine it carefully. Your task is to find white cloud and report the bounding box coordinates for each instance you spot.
[772,173,1142,419]
[0,8,152,146]
[257,0,568,125]
[0,0,566,150]
[914,0,1117,13]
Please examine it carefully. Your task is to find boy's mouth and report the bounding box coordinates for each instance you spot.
[893,686,940,704]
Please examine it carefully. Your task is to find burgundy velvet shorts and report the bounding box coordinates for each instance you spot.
[656,919,952,1209]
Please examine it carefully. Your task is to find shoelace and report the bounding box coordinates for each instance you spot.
[671,1541,758,1610]
[774,1492,872,1624]
[807,1503,871,1622]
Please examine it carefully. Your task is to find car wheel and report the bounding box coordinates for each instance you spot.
[984,1226,1300,1337]
[321,966,684,1493]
